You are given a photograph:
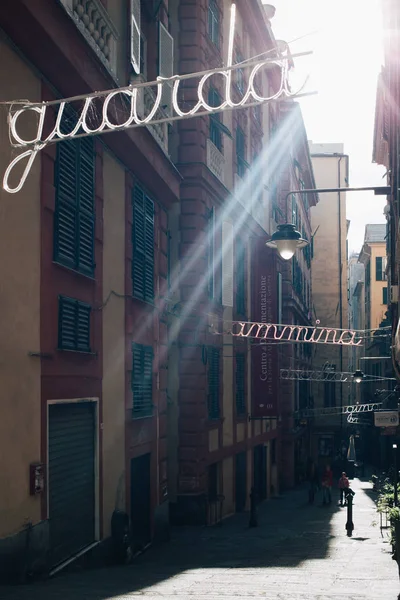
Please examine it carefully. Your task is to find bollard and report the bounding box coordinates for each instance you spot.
[249,487,258,528]
[345,488,355,536]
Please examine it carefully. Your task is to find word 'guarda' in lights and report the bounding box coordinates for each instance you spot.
[3,3,313,194]
[214,321,363,347]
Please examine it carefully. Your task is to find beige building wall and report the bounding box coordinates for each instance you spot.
[101,151,126,537]
[0,42,42,538]
[309,144,350,448]
[369,243,388,330]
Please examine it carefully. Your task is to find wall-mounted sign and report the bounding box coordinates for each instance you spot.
[374,410,399,428]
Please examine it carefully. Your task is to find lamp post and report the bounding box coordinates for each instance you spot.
[266,186,390,261]
[394,443,398,507]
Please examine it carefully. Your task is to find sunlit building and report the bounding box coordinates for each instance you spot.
[309,143,350,466]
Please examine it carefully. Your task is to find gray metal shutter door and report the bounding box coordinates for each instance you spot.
[48,402,95,566]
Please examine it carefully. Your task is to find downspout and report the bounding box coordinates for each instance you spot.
[338,156,344,440]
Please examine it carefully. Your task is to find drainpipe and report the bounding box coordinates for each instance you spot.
[337,156,345,447]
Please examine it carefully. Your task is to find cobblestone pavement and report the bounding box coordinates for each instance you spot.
[1,477,399,599]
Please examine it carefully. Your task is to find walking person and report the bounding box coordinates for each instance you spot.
[338,471,349,506]
[322,465,333,505]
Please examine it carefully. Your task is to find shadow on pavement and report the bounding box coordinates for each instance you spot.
[0,486,344,600]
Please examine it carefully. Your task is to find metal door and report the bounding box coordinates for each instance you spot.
[48,402,96,566]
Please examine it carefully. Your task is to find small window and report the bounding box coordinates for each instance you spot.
[208,347,220,419]
[383,286,388,305]
[324,365,336,408]
[376,256,387,281]
[132,343,153,418]
[291,195,298,228]
[235,352,246,415]
[208,0,220,47]
[58,296,91,352]
[236,127,246,177]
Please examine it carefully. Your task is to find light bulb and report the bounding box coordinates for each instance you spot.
[276,239,298,260]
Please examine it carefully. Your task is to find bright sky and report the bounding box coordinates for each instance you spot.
[267,0,387,254]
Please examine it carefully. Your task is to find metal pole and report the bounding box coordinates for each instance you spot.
[284,186,390,205]
[394,443,398,507]
[345,491,354,536]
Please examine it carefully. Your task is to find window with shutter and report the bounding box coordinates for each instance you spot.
[208,347,220,419]
[235,353,246,416]
[132,343,153,418]
[132,185,154,302]
[236,127,247,177]
[383,286,388,305]
[376,256,383,281]
[58,296,91,352]
[159,22,174,116]
[130,0,141,74]
[236,239,246,315]
[54,111,95,277]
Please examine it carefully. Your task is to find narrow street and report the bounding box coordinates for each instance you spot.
[1,476,398,600]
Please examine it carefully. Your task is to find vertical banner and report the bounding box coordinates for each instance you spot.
[251,238,279,417]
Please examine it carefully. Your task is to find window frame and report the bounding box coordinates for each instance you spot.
[209,88,223,152]
[236,126,247,178]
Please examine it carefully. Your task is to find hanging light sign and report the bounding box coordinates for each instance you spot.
[3,3,313,194]
[213,320,363,346]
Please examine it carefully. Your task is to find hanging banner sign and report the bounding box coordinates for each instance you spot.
[2,3,313,194]
[251,238,279,418]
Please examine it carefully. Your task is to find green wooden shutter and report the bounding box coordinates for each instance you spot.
[207,207,215,300]
[235,352,246,415]
[54,114,95,276]
[76,302,91,352]
[208,347,220,419]
[144,196,154,301]
[58,296,91,352]
[78,137,95,275]
[383,286,388,305]
[132,343,153,418]
[58,296,77,350]
[376,256,383,281]
[54,140,78,269]
[132,186,154,302]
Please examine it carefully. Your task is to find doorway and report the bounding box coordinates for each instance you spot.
[130,453,151,550]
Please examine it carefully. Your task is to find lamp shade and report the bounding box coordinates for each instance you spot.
[266,224,308,260]
[353,369,364,384]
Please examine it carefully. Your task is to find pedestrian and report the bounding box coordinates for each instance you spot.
[322,464,333,505]
[338,471,349,506]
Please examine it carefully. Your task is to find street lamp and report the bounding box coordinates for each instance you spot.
[265,224,308,260]
[353,369,364,384]
[267,186,390,260]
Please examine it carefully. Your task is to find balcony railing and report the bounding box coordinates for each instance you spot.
[207,139,225,184]
[59,0,118,77]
